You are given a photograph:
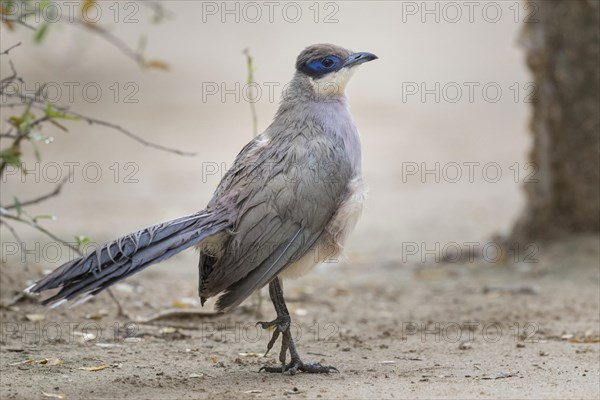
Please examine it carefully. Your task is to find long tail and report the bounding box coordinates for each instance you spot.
[25,210,229,306]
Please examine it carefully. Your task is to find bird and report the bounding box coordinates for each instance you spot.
[25,43,378,375]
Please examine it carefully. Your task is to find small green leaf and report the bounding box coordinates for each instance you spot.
[0,146,22,167]
[34,23,49,43]
[45,103,80,120]
[137,34,147,53]
[13,197,22,218]
[32,214,54,223]
[75,235,90,246]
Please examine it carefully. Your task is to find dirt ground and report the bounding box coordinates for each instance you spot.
[1,235,598,400]
[2,2,599,399]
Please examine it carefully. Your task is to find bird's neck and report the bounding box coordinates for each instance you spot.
[272,84,362,177]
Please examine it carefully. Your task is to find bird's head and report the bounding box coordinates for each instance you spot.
[294,44,378,98]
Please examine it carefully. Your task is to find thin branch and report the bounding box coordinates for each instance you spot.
[1,60,19,91]
[0,15,35,30]
[243,48,259,137]
[0,219,24,244]
[4,174,71,210]
[1,94,195,156]
[67,18,146,67]
[139,1,173,20]
[106,288,132,319]
[71,111,196,156]
[0,84,46,175]
[0,212,129,317]
[1,213,80,253]
[1,42,22,56]
[135,308,220,325]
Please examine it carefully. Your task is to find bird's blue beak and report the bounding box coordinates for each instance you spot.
[342,52,378,68]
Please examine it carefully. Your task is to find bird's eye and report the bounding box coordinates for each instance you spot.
[303,55,340,76]
[321,58,335,68]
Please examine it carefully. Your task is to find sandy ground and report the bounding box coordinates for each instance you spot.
[1,2,599,399]
[1,236,599,400]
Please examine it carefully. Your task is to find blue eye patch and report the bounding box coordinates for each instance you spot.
[302,55,342,77]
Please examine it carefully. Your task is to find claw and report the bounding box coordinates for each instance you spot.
[259,360,338,375]
[263,328,280,357]
[257,279,338,375]
[256,315,290,332]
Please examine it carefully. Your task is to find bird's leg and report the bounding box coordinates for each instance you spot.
[256,278,290,358]
[257,277,338,375]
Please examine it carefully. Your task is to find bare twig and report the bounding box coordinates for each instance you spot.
[139,1,173,20]
[242,49,264,317]
[0,15,35,30]
[0,212,129,317]
[1,60,19,91]
[0,84,47,175]
[2,93,195,157]
[106,287,133,319]
[1,213,79,253]
[4,174,71,210]
[0,219,24,244]
[71,112,196,156]
[135,308,220,325]
[1,42,22,56]
[68,18,146,67]
[242,48,259,137]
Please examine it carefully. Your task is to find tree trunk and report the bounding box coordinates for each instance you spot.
[511,0,600,243]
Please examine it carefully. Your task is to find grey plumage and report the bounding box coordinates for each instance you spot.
[26,43,377,316]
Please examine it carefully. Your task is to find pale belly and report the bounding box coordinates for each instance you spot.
[279,177,367,278]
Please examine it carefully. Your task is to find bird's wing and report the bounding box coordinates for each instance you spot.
[201,124,354,311]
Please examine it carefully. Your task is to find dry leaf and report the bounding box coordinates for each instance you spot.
[570,337,600,343]
[79,365,109,371]
[172,297,199,308]
[86,309,109,320]
[209,355,218,363]
[44,358,64,366]
[145,59,170,70]
[26,314,46,322]
[238,352,261,358]
[42,392,65,399]
[172,300,190,309]
[9,359,34,366]
[10,358,63,366]
[74,331,96,342]
[415,268,448,281]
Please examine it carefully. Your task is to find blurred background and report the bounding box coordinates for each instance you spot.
[1,2,599,399]
[1,1,533,260]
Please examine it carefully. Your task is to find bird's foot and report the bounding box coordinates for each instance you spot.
[257,278,338,375]
[256,314,290,332]
[259,358,338,375]
[256,315,290,357]
[257,323,338,374]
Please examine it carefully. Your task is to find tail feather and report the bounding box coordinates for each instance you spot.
[27,210,228,306]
